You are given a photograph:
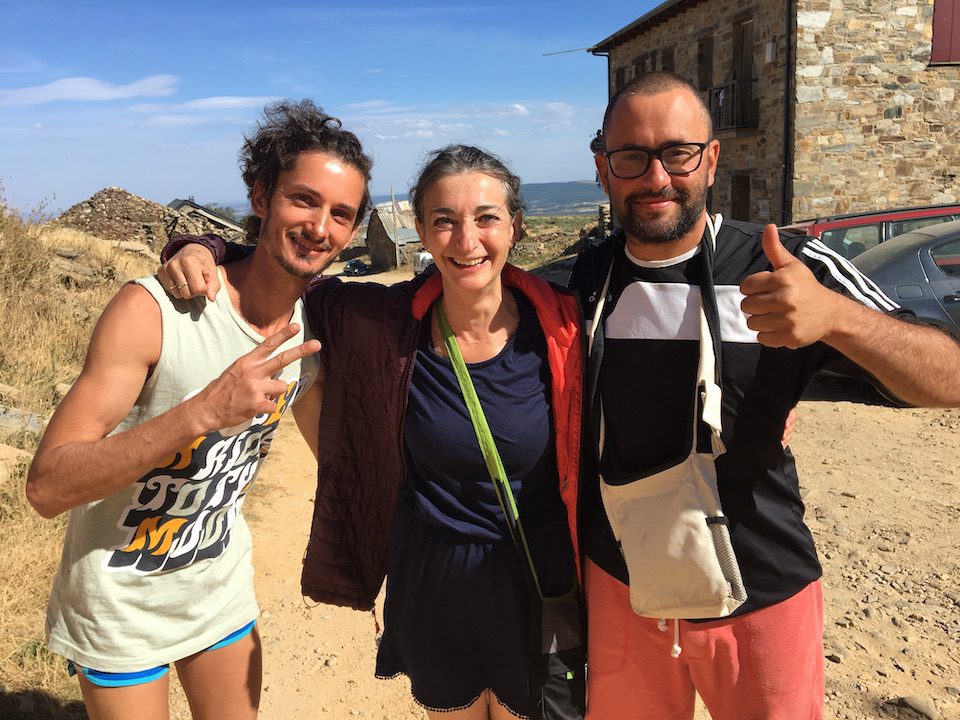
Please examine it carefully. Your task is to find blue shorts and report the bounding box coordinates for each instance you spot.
[67,619,256,688]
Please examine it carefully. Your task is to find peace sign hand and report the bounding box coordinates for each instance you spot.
[188,324,320,432]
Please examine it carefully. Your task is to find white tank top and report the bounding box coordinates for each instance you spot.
[45,269,317,671]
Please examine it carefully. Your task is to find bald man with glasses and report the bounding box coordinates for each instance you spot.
[570,71,960,719]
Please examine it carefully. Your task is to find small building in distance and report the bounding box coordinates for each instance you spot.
[167,198,244,240]
[365,199,423,269]
[590,0,960,225]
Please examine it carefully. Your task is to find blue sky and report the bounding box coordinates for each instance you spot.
[0,1,656,215]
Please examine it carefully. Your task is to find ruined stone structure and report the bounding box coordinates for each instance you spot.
[53,187,243,249]
[591,0,960,224]
[365,200,423,270]
[168,198,244,237]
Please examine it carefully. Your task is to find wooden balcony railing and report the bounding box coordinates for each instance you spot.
[707,79,758,130]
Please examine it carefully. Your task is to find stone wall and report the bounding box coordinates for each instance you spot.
[604,1,789,223]
[603,0,960,223]
[793,0,960,218]
[52,187,241,249]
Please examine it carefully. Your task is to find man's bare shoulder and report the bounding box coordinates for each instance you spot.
[85,280,163,370]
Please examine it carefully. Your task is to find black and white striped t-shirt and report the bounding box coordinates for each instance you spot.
[577,219,897,617]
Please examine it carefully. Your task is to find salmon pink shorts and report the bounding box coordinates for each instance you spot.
[584,559,824,720]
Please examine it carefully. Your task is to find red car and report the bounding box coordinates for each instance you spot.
[780,203,960,260]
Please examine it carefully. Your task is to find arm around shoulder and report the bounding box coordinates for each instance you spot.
[157,234,253,302]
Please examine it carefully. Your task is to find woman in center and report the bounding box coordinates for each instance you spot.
[367,146,583,719]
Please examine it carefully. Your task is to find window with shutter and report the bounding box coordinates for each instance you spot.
[931,0,960,63]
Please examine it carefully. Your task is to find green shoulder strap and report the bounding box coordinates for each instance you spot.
[435,302,544,599]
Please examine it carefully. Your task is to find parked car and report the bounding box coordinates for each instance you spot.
[852,220,960,338]
[413,250,434,276]
[781,203,960,260]
[343,258,371,276]
[820,220,960,405]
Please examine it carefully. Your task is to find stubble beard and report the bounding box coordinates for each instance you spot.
[616,183,708,245]
[269,230,336,280]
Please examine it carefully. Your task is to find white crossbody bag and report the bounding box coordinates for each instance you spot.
[588,214,747,620]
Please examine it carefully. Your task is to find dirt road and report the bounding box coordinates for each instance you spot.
[173,373,959,720]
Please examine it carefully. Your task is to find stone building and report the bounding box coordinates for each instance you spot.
[590,0,960,224]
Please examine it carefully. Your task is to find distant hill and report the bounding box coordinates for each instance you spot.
[519,181,607,216]
[219,180,608,221]
[369,180,607,217]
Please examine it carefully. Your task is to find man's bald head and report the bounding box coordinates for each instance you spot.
[602,71,713,140]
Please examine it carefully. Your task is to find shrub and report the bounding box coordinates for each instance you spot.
[0,200,156,711]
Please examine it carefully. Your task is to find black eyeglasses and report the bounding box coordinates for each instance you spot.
[605,142,708,179]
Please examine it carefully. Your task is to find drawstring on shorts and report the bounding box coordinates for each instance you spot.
[657,618,683,658]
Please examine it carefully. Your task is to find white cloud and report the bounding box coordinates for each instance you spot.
[343,99,396,112]
[129,102,163,113]
[271,99,596,160]
[0,74,178,107]
[145,114,206,127]
[544,102,575,117]
[131,95,276,114]
[180,96,276,111]
[363,69,384,75]
[540,121,574,131]
[436,122,473,133]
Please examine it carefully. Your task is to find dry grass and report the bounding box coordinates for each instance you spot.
[0,217,156,416]
[41,226,159,280]
[523,215,596,237]
[0,205,157,715]
[0,461,83,716]
[511,216,594,272]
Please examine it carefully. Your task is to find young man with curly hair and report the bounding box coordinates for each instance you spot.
[28,99,370,720]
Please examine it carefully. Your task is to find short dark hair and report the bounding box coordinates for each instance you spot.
[409,144,523,222]
[240,99,372,241]
[602,71,713,140]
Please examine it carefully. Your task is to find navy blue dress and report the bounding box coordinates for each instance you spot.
[375,295,576,716]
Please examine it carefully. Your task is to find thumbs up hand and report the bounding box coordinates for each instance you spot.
[740,224,842,349]
[759,222,797,271]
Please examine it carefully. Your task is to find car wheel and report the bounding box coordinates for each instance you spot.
[869,381,914,409]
